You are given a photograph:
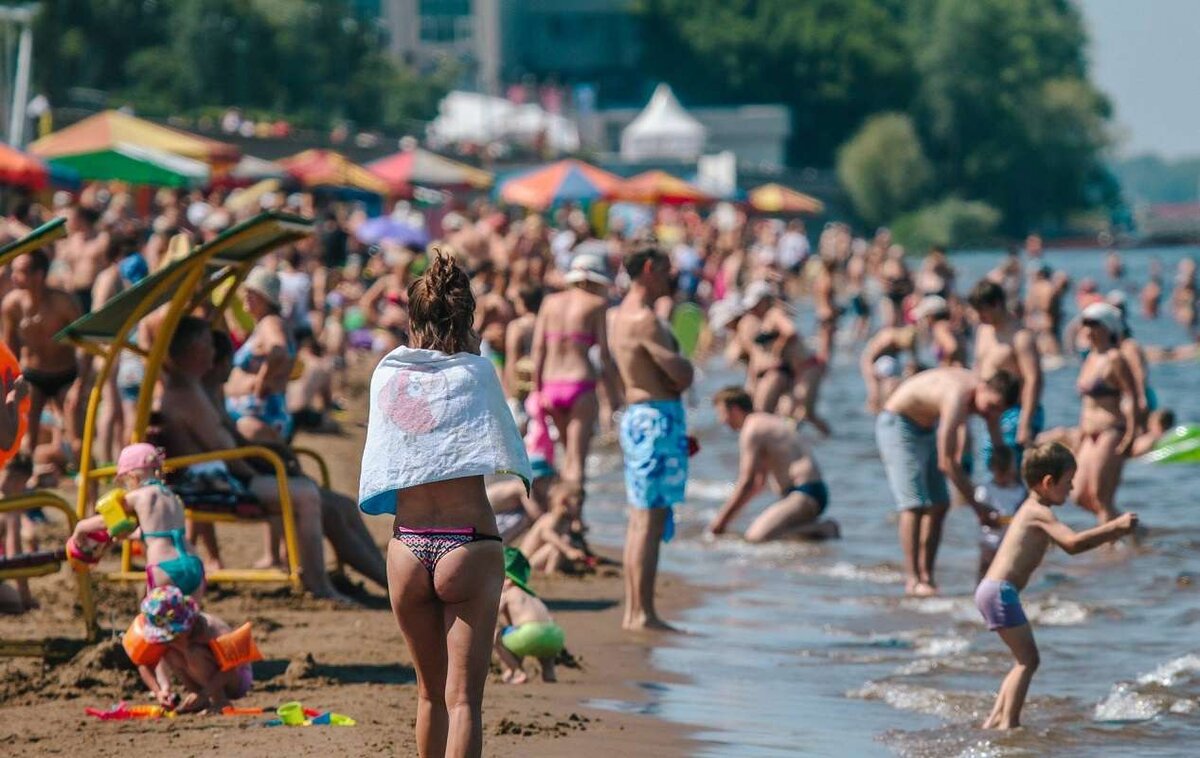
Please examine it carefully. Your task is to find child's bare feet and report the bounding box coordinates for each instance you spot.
[502,669,528,685]
[539,659,557,683]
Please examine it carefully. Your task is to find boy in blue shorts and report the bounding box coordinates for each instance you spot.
[976,442,1137,729]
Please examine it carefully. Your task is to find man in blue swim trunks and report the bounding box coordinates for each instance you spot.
[708,387,839,542]
[969,280,1044,468]
[610,242,694,632]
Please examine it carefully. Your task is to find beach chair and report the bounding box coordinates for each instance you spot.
[0,493,99,658]
[57,212,316,590]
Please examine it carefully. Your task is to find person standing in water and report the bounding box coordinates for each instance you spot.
[358,251,531,757]
[876,367,1018,595]
[968,280,1044,465]
[609,243,694,631]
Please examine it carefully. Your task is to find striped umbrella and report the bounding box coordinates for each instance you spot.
[498,159,621,211]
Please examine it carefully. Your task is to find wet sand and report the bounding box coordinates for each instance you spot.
[0,382,696,756]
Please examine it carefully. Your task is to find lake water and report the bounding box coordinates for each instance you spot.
[586,246,1200,756]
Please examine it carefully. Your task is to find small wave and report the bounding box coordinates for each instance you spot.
[686,479,734,502]
[848,681,984,722]
[1093,683,1164,722]
[915,635,971,657]
[1022,596,1091,626]
[1137,653,1200,687]
[816,561,905,585]
[893,655,992,677]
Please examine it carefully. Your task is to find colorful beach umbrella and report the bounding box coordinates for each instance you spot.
[29,109,239,165]
[48,143,210,188]
[0,142,49,190]
[279,149,389,195]
[611,170,712,205]
[368,147,492,195]
[355,216,430,247]
[748,183,824,215]
[498,159,621,211]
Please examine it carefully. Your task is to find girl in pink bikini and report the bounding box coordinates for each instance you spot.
[530,253,621,497]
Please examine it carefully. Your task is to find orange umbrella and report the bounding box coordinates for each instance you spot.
[612,170,712,205]
[278,149,389,195]
[369,147,492,195]
[748,183,824,214]
[29,109,239,165]
[0,143,48,190]
[498,159,621,211]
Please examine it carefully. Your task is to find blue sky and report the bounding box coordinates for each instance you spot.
[1081,0,1200,159]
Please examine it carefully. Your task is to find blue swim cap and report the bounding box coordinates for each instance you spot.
[119,254,149,284]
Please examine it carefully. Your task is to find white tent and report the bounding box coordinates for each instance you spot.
[620,84,706,162]
[426,91,580,154]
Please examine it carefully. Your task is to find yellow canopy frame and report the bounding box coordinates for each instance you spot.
[57,212,316,589]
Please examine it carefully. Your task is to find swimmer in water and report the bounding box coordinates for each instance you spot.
[976,442,1137,730]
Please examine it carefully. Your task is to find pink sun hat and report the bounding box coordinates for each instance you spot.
[116,443,166,478]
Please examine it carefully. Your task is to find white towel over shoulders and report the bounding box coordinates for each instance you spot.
[358,346,532,515]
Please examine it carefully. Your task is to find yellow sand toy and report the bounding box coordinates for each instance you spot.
[57,212,323,590]
[0,220,99,659]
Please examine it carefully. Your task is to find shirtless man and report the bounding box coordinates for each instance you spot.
[876,367,1018,595]
[1024,266,1059,357]
[58,205,110,313]
[159,317,378,602]
[609,243,694,631]
[969,280,1043,468]
[2,250,82,486]
[708,387,839,542]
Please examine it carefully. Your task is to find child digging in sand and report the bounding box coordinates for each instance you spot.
[132,586,255,713]
[495,548,565,684]
[519,482,589,574]
[976,442,1137,729]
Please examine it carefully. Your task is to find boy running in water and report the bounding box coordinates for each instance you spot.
[976,442,1137,729]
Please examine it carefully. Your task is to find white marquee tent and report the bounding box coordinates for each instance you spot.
[620,84,707,162]
[427,91,580,154]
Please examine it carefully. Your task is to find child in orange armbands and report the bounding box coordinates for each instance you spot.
[133,587,256,713]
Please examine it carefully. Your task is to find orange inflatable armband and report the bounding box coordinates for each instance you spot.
[123,614,167,667]
[209,622,263,672]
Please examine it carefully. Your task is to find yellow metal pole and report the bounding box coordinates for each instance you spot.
[133,264,208,437]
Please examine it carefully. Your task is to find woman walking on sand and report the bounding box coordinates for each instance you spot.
[359,251,532,757]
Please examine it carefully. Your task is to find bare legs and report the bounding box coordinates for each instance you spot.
[743,493,839,543]
[1074,430,1124,524]
[546,390,598,497]
[248,475,349,601]
[389,538,503,757]
[898,504,948,596]
[622,507,674,631]
[318,487,388,589]
[982,623,1040,729]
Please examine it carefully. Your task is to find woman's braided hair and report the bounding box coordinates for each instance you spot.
[407,247,476,354]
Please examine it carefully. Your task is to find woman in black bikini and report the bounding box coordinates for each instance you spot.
[1073,302,1138,525]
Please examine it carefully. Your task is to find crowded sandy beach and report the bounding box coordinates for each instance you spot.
[2,1,1200,756]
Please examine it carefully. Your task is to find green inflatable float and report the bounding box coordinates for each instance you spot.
[1142,425,1200,464]
[671,302,705,359]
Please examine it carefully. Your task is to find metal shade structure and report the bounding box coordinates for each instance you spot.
[0,217,65,265]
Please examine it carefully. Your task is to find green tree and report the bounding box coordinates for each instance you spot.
[908,0,1112,232]
[837,113,932,227]
[891,196,1001,251]
[634,0,915,168]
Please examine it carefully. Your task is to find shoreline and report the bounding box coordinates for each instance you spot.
[0,388,704,756]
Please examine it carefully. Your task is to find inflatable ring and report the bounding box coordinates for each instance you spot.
[1143,425,1200,464]
[501,622,565,659]
[671,302,706,359]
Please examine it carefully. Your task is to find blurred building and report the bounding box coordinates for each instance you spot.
[382,0,641,102]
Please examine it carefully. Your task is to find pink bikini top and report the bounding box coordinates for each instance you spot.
[545,330,597,348]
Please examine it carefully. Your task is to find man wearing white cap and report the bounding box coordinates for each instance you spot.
[968,280,1043,468]
[530,252,620,494]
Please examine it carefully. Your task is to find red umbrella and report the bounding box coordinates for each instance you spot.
[0,143,48,190]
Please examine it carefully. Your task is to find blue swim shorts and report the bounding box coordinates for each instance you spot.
[875,411,950,511]
[226,393,294,440]
[619,399,688,542]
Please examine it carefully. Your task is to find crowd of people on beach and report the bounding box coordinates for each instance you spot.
[0,182,1194,750]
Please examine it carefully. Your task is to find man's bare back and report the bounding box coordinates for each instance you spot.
[741,413,821,491]
[884,367,978,428]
